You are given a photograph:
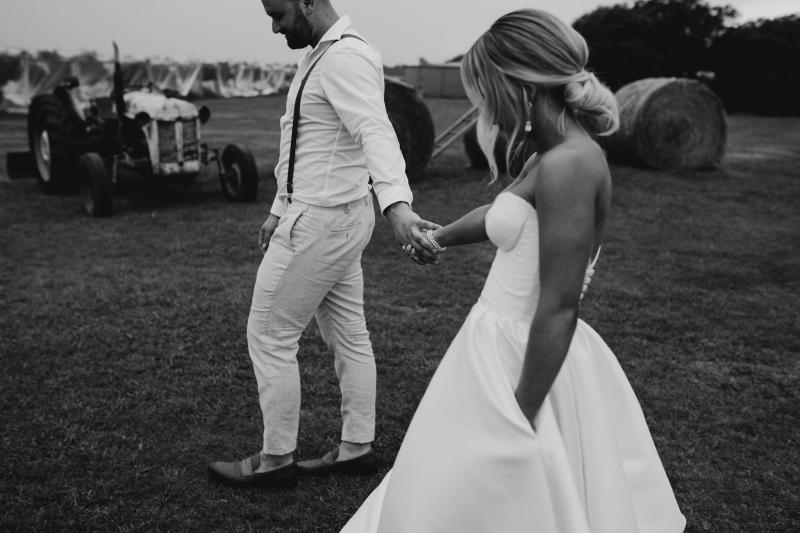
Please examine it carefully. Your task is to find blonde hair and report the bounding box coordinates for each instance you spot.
[461,9,619,181]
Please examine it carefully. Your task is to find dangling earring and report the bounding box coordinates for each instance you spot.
[524,89,533,133]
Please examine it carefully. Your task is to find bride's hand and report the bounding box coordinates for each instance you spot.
[515,390,539,432]
[402,243,440,265]
[386,202,441,263]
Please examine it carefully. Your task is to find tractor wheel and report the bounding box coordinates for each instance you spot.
[220,144,258,202]
[27,93,82,194]
[78,153,113,217]
[384,78,434,181]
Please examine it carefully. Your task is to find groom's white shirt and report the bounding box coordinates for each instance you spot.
[270,15,413,218]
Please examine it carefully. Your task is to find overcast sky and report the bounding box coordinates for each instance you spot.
[0,0,796,65]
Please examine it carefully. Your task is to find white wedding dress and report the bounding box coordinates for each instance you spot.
[341,191,685,533]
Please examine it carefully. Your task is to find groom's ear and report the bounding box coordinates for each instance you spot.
[298,0,315,16]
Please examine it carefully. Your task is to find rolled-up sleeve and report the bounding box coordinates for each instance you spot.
[269,193,285,218]
[320,47,413,213]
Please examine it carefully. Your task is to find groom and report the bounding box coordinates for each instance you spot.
[208,0,438,488]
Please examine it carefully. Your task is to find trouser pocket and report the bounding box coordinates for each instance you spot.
[271,206,306,252]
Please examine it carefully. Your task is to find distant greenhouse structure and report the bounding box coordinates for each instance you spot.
[0,50,296,114]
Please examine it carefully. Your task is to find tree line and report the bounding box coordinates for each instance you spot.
[573,0,800,115]
[2,0,798,116]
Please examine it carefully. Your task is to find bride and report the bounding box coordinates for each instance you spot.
[342,9,685,533]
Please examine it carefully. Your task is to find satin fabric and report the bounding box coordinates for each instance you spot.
[342,192,685,532]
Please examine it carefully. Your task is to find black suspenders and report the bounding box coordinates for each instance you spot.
[286,33,367,205]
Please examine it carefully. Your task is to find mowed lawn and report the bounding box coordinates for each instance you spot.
[1,97,798,532]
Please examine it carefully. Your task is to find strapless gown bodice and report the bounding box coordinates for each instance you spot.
[480,191,541,320]
[340,191,685,533]
[481,191,597,320]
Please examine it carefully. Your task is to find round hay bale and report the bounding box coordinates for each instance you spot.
[384,77,434,181]
[463,123,492,171]
[605,77,726,170]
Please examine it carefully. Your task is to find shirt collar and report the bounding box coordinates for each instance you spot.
[313,15,352,50]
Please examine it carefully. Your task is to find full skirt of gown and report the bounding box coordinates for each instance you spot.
[341,192,685,532]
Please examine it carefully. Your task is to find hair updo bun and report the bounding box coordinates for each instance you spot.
[461,9,622,181]
[564,71,619,136]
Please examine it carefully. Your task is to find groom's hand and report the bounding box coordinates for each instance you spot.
[258,213,280,253]
[384,202,440,264]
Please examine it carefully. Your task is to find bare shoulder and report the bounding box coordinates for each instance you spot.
[534,138,609,199]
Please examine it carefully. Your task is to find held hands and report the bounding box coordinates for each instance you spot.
[258,213,280,253]
[385,202,442,265]
[402,229,446,264]
[261,204,444,262]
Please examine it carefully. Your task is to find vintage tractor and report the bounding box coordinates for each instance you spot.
[25,44,258,217]
[18,44,466,218]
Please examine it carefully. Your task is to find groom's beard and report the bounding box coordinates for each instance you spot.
[285,4,314,49]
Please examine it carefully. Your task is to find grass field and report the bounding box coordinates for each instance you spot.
[1,97,798,532]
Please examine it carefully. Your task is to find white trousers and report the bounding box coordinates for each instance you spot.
[247,195,376,455]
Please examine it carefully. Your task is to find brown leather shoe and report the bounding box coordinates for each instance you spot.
[208,452,297,489]
[297,447,377,476]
